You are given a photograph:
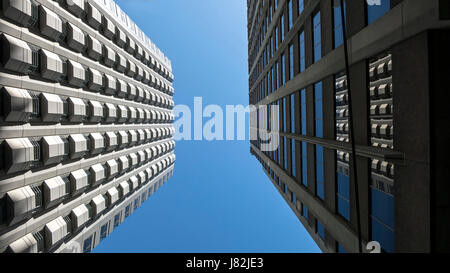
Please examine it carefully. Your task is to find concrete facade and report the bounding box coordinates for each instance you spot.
[0,0,175,253]
[247,0,450,253]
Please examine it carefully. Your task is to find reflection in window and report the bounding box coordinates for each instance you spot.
[290,93,296,133]
[333,0,346,48]
[313,11,322,63]
[288,0,293,30]
[284,136,288,170]
[371,186,394,252]
[315,81,323,138]
[100,223,108,242]
[367,0,391,25]
[275,61,279,90]
[299,31,305,72]
[317,220,325,240]
[283,97,287,132]
[302,142,308,187]
[291,139,296,177]
[275,27,279,51]
[337,243,348,253]
[113,213,121,228]
[337,164,350,221]
[300,89,307,135]
[281,53,286,85]
[298,0,304,15]
[316,145,324,200]
[83,236,92,253]
[302,203,309,219]
[289,44,294,80]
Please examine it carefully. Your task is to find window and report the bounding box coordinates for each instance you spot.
[289,44,294,80]
[337,165,350,220]
[275,0,278,10]
[291,139,296,177]
[367,0,390,25]
[300,89,307,135]
[291,191,297,206]
[113,213,121,228]
[271,66,275,92]
[100,223,108,241]
[299,31,305,72]
[275,28,279,51]
[337,243,348,253]
[371,186,394,253]
[333,0,346,48]
[313,11,322,63]
[125,204,131,218]
[315,81,323,138]
[316,145,324,200]
[83,236,93,253]
[270,36,273,58]
[270,4,273,21]
[275,61,279,89]
[278,135,282,166]
[316,220,325,240]
[281,53,286,85]
[283,97,287,132]
[301,203,308,219]
[284,136,288,170]
[134,197,139,210]
[298,0,304,15]
[148,186,153,196]
[280,15,285,42]
[290,93,296,133]
[302,142,308,187]
[288,0,293,30]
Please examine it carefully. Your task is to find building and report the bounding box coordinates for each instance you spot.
[0,0,175,253]
[248,0,450,253]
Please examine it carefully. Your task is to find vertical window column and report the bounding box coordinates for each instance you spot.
[369,52,394,253]
[335,72,350,221]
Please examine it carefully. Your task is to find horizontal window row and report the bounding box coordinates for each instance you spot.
[0,86,174,124]
[1,143,175,226]
[0,34,174,107]
[371,159,394,179]
[0,129,175,175]
[1,0,173,83]
[4,157,174,252]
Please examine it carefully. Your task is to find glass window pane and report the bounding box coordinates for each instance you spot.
[291,139,296,177]
[313,11,321,62]
[302,142,308,186]
[367,0,391,24]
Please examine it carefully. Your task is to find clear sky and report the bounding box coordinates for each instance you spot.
[93,0,321,253]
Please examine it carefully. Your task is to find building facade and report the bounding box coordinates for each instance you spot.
[248,0,450,253]
[0,0,175,253]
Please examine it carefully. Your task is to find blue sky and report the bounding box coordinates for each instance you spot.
[93,0,320,253]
